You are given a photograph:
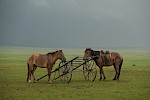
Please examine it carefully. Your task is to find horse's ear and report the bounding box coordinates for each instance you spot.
[59,50,62,52]
[56,49,59,52]
[101,50,104,54]
[86,48,92,51]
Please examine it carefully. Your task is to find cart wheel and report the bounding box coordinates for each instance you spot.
[83,60,97,82]
[53,61,64,80]
[58,61,72,83]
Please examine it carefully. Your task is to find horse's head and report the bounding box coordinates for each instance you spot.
[83,48,93,60]
[57,50,66,62]
[83,48,100,60]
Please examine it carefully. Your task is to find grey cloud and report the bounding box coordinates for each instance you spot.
[0,0,150,48]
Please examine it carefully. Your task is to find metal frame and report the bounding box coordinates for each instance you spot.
[36,56,97,83]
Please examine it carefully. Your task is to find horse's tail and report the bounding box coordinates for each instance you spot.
[118,59,123,78]
[27,62,30,82]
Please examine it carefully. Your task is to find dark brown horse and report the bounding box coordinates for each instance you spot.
[27,50,66,83]
[84,48,123,80]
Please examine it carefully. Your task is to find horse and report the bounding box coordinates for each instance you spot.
[83,48,123,80]
[27,50,66,83]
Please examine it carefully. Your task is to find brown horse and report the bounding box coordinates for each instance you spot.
[84,48,123,80]
[27,50,66,83]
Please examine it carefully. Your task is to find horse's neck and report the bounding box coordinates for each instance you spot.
[48,53,58,64]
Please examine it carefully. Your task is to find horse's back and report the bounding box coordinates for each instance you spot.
[28,54,49,67]
[27,54,38,64]
[111,52,123,60]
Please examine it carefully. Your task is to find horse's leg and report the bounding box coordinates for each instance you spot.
[114,65,119,80]
[118,59,123,80]
[102,68,106,80]
[47,65,53,84]
[99,67,103,81]
[99,66,106,80]
[31,65,37,83]
[28,68,32,83]
[27,63,33,83]
[113,64,117,80]
[118,66,121,80]
[27,63,30,82]
[47,67,50,82]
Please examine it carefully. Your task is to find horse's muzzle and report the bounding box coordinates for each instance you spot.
[62,57,66,62]
[83,57,90,61]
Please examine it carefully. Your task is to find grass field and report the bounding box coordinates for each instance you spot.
[0,46,150,100]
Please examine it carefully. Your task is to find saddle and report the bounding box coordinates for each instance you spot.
[101,50,111,65]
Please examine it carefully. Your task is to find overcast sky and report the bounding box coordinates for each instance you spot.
[0,0,150,48]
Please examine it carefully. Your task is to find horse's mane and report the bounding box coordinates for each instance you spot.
[85,48,93,51]
[92,50,100,56]
[47,51,58,55]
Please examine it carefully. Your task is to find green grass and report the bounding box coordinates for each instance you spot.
[0,46,150,100]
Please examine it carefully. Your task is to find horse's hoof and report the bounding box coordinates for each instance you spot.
[28,80,32,83]
[34,81,37,83]
[99,78,102,81]
[103,78,106,80]
[116,78,119,81]
[113,78,117,80]
[48,80,52,84]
